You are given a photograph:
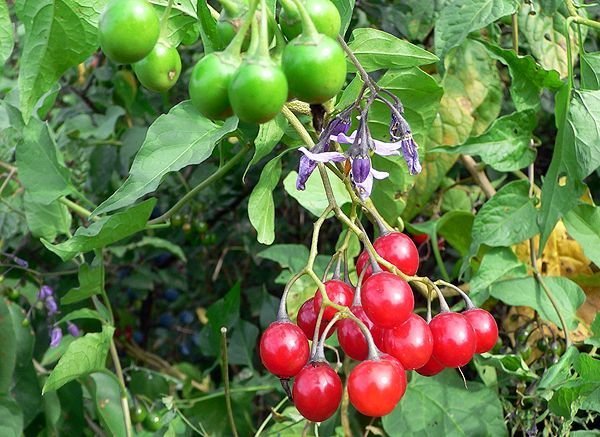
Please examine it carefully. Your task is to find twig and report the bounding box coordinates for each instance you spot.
[564,0,600,30]
[460,155,496,198]
[220,327,239,437]
[254,397,288,437]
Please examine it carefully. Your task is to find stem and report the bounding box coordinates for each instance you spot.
[60,197,94,221]
[254,397,288,437]
[109,341,133,437]
[431,283,451,312]
[220,327,239,437]
[277,270,306,321]
[337,36,377,94]
[430,232,450,281]
[460,155,496,198]
[511,13,519,54]
[256,0,270,58]
[159,0,175,37]
[148,145,250,225]
[289,0,320,39]
[314,314,341,361]
[224,0,259,56]
[565,17,575,88]
[526,162,571,348]
[435,280,475,309]
[564,0,600,30]
[281,105,315,146]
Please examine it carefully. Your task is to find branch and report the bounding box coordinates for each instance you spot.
[460,155,496,198]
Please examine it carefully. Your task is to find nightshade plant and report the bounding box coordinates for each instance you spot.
[1,0,600,435]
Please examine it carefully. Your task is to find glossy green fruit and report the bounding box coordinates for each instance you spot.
[130,402,148,424]
[229,59,288,124]
[134,43,182,92]
[99,0,160,64]
[280,0,341,40]
[143,412,162,431]
[189,53,241,119]
[282,35,346,103]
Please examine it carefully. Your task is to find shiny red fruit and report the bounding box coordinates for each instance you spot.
[337,305,374,361]
[313,279,354,322]
[463,308,499,354]
[416,355,445,376]
[292,362,343,422]
[412,233,429,245]
[384,313,433,370]
[361,272,414,328]
[348,358,406,417]
[259,321,309,378]
[297,298,334,340]
[429,312,476,368]
[356,233,419,279]
[371,324,388,353]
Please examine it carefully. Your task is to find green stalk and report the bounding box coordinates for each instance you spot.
[223,0,259,57]
[289,0,320,39]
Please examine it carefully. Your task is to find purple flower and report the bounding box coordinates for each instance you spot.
[50,326,63,347]
[328,115,351,136]
[401,137,422,175]
[296,146,347,190]
[45,296,59,316]
[38,285,53,301]
[67,322,81,337]
[355,167,390,200]
[352,156,371,183]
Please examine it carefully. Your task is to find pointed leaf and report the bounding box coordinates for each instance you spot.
[564,204,600,267]
[248,157,282,245]
[0,0,14,64]
[94,102,238,215]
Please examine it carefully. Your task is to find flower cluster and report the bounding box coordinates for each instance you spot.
[296,98,421,200]
[37,285,81,347]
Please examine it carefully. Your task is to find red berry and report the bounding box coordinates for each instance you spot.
[297,298,334,340]
[348,358,406,417]
[337,305,374,361]
[259,321,309,378]
[416,355,445,376]
[463,308,498,354]
[383,313,433,370]
[412,233,429,246]
[371,324,388,352]
[429,312,476,368]
[361,272,414,328]
[292,362,343,422]
[356,232,419,279]
[313,279,354,322]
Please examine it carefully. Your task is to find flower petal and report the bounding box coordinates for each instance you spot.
[352,156,371,183]
[331,131,357,144]
[371,168,390,180]
[355,173,374,200]
[296,154,317,190]
[372,138,402,156]
[50,326,63,348]
[298,147,346,163]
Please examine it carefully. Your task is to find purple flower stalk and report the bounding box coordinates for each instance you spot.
[50,326,63,348]
[38,285,53,301]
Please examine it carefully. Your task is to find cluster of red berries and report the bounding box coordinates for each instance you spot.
[259,232,499,422]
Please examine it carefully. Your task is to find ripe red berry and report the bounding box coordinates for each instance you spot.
[337,305,374,361]
[292,362,343,422]
[259,321,309,378]
[412,232,429,246]
[356,232,419,279]
[361,272,414,328]
[371,324,388,352]
[313,279,354,322]
[348,358,406,417]
[383,313,433,370]
[463,308,499,354]
[416,355,445,377]
[297,297,335,340]
[429,312,476,368]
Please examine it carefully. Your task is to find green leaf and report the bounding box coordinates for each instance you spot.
[43,325,115,394]
[244,115,287,181]
[283,168,351,217]
[564,204,600,267]
[17,0,108,121]
[248,157,282,245]
[435,0,519,58]
[539,346,579,390]
[382,371,506,435]
[258,244,311,273]
[227,319,259,368]
[470,247,528,305]
[480,40,563,110]
[432,111,537,171]
[94,102,238,215]
[0,0,14,65]
[0,298,16,394]
[15,116,74,204]
[0,395,22,436]
[204,283,241,354]
[585,313,600,348]
[581,52,600,90]
[475,353,539,380]
[88,372,126,437]
[489,277,585,329]
[196,0,218,53]
[518,8,575,78]
[347,28,438,73]
[471,180,538,253]
[57,309,105,325]
[568,90,600,180]
[437,211,475,257]
[43,199,156,261]
[539,84,587,251]
[23,194,71,241]
[61,258,103,304]
[330,0,355,36]
[109,237,187,262]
